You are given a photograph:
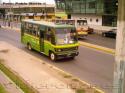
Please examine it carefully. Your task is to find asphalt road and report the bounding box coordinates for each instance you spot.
[0,28,115,93]
[80,33,116,49]
[0,20,116,49]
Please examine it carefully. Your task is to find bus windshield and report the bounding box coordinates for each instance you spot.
[55,28,77,45]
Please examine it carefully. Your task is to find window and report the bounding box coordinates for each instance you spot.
[90,18,92,22]
[88,1,96,9]
[28,23,33,34]
[32,24,39,37]
[25,23,29,33]
[46,27,52,41]
[55,28,77,45]
[45,27,55,44]
[96,19,99,23]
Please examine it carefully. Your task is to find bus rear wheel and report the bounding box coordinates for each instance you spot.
[27,43,32,50]
[50,52,56,61]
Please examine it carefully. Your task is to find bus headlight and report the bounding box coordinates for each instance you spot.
[58,49,61,52]
[55,49,62,52]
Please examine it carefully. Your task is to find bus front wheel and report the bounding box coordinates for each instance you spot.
[50,52,56,61]
[70,56,75,59]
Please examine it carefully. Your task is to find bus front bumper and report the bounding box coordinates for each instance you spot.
[55,51,79,59]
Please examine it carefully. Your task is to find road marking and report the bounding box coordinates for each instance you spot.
[79,41,115,55]
[41,61,105,93]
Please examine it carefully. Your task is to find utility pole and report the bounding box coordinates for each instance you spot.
[0,0,2,4]
[113,0,125,93]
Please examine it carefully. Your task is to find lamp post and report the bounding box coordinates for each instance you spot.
[113,0,125,93]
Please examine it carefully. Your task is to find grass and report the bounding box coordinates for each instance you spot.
[94,90,103,93]
[72,78,79,82]
[0,84,8,93]
[62,74,72,78]
[76,89,85,93]
[0,61,38,93]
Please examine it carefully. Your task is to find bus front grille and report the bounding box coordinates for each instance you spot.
[61,47,77,51]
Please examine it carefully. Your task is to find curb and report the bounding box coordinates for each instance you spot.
[0,36,106,93]
[79,41,115,55]
[40,61,105,93]
[1,26,20,32]
[0,70,24,93]
[0,61,39,93]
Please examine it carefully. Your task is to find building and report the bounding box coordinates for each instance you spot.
[55,0,118,27]
[0,2,55,22]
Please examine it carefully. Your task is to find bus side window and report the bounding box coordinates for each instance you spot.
[21,22,25,36]
[51,28,55,45]
[37,30,40,37]
[36,25,40,37]
[46,28,51,41]
[28,23,33,35]
[24,23,29,33]
[32,24,38,36]
[32,30,36,36]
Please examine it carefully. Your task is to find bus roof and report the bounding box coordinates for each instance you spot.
[22,19,75,28]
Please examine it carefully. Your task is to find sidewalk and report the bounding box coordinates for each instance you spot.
[0,41,105,93]
[0,42,75,93]
[88,25,117,34]
[1,26,20,32]
[0,20,20,32]
[0,70,24,93]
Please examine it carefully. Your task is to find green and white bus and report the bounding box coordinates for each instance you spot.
[21,19,79,61]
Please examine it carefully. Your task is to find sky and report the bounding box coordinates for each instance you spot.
[2,0,55,4]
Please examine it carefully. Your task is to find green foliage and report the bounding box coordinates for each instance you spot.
[0,84,8,93]
[0,62,38,93]
[76,89,85,93]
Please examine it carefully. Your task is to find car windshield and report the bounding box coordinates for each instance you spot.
[55,28,77,45]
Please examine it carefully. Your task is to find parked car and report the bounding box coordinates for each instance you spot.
[102,29,117,38]
[76,19,94,34]
[77,27,88,39]
[86,26,94,34]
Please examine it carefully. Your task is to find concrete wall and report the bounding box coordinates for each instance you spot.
[71,14,102,26]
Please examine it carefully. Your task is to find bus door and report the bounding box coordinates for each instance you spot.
[40,26,46,52]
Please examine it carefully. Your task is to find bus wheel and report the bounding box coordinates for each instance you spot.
[27,43,32,50]
[50,52,56,61]
[71,56,75,59]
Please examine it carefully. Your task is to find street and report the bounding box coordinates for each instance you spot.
[82,34,116,49]
[0,20,116,49]
[0,28,114,93]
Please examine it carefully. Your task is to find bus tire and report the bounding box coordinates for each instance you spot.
[50,52,56,61]
[27,43,32,50]
[71,56,75,59]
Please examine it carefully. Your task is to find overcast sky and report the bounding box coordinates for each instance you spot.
[2,0,55,4]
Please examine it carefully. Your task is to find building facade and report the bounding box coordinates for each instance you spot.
[55,0,118,27]
[0,2,55,22]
